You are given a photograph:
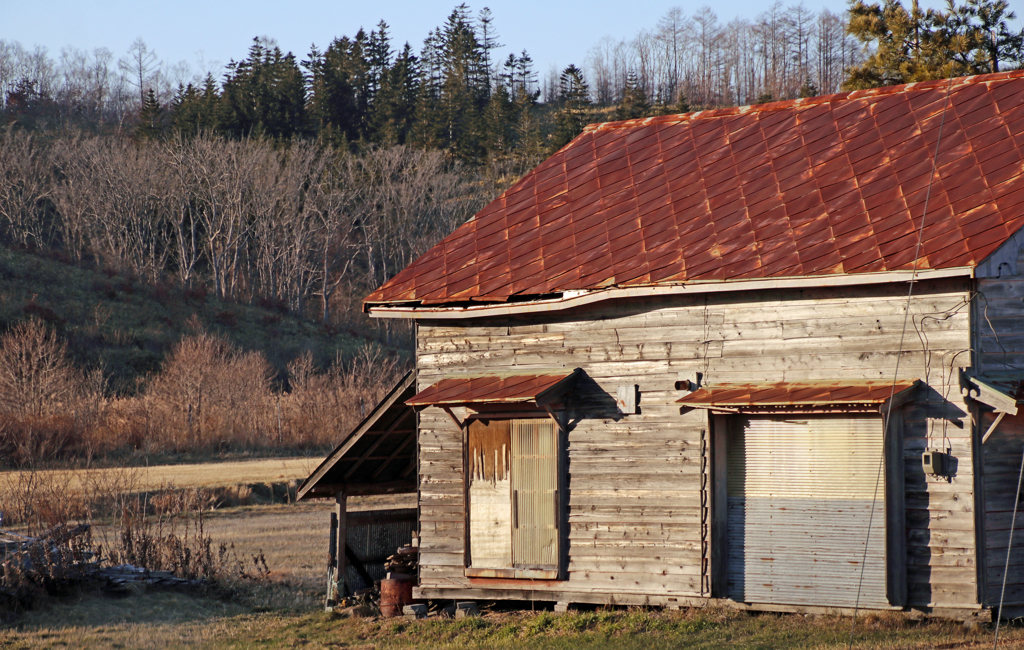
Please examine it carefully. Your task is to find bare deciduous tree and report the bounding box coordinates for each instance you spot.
[118,37,158,107]
[0,127,51,248]
[0,320,80,418]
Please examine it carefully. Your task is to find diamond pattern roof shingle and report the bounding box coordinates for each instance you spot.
[366,71,1024,309]
[677,380,918,409]
[405,372,578,406]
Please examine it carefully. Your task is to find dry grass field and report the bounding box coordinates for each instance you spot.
[0,457,319,494]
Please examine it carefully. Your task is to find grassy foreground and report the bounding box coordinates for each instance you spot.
[2,502,1019,649]
[2,593,1022,650]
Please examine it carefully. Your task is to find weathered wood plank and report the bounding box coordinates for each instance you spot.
[416,281,976,609]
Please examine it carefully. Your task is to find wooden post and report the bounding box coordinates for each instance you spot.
[335,490,347,599]
[710,414,730,598]
[971,402,989,606]
[327,511,338,607]
[884,409,907,606]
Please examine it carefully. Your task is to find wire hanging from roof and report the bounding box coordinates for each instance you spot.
[848,73,958,648]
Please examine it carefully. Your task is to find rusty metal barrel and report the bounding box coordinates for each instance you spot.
[379,578,415,617]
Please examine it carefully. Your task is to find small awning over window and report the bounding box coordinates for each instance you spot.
[406,369,579,407]
[677,380,919,414]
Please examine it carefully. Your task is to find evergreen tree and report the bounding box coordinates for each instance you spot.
[944,0,1023,73]
[410,29,444,149]
[483,80,516,154]
[437,5,489,160]
[551,64,591,151]
[367,21,393,100]
[512,50,539,103]
[477,7,503,93]
[843,0,1023,89]
[137,88,164,139]
[798,76,819,98]
[844,0,956,88]
[373,42,420,144]
[615,71,651,120]
[220,38,306,139]
[170,75,220,136]
[305,32,372,145]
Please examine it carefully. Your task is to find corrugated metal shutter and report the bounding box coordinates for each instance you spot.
[511,419,558,569]
[727,415,887,608]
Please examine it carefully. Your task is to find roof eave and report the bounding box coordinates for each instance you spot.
[365,267,975,321]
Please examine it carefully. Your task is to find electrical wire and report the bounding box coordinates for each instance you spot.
[848,74,957,649]
[994,443,1024,648]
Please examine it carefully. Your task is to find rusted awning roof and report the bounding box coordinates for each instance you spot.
[298,371,417,500]
[678,380,919,413]
[366,71,1024,312]
[406,370,579,407]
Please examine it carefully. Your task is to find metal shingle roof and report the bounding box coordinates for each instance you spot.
[367,71,1024,310]
[406,371,578,407]
[677,380,919,411]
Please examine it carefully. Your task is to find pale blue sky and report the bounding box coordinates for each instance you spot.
[5,0,862,79]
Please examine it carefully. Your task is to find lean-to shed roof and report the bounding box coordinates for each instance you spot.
[366,71,1024,312]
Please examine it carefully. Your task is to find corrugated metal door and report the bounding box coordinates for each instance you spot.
[511,419,558,569]
[727,415,887,608]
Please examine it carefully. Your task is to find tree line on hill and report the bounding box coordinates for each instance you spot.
[0,130,493,333]
[1,0,1021,334]
[4,1,1021,160]
[0,0,1022,463]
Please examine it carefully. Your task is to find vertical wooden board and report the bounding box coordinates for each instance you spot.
[335,491,347,598]
[886,408,907,606]
[467,419,512,570]
[711,414,729,598]
[418,409,466,580]
[981,412,1024,606]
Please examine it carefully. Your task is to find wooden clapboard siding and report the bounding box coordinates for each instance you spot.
[979,413,1024,607]
[975,245,1024,608]
[415,278,978,607]
[976,245,1024,376]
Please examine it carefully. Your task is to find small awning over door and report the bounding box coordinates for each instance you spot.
[406,370,579,408]
[297,371,417,500]
[678,380,918,414]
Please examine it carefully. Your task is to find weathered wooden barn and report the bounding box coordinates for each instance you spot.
[303,70,1024,618]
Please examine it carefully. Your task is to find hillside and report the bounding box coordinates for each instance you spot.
[0,246,399,393]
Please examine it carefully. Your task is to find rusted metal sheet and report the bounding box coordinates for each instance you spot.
[679,380,917,411]
[406,371,578,407]
[727,416,887,608]
[366,71,1024,311]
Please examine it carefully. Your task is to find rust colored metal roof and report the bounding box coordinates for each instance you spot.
[677,380,919,412]
[366,71,1024,310]
[406,371,578,407]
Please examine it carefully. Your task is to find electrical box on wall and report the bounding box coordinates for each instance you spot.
[922,448,949,476]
